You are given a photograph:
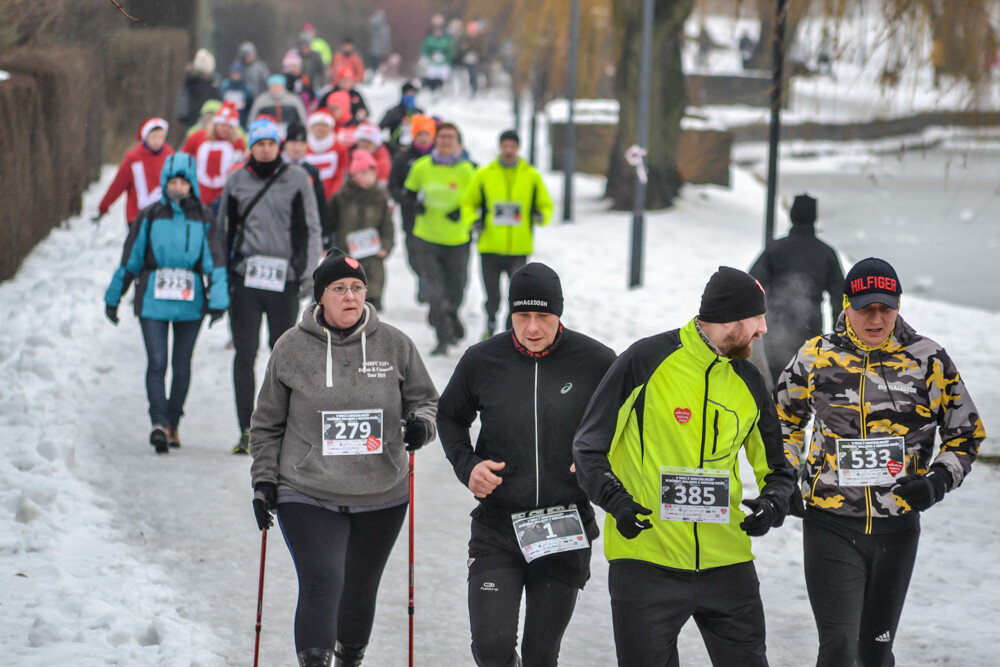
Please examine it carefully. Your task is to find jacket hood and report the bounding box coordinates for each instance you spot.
[300,302,381,390]
[159,152,201,202]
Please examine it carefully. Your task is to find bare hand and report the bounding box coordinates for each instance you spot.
[469,460,505,498]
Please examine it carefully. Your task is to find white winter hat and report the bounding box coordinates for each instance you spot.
[193,48,215,75]
[353,123,383,147]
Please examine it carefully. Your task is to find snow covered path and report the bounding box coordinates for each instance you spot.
[2,83,998,666]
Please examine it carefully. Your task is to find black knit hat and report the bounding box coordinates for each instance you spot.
[508,262,563,316]
[844,257,901,309]
[790,193,817,225]
[698,266,766,323]
[285,121,307,143]
[499,129,520,145]
[312,248,367,302]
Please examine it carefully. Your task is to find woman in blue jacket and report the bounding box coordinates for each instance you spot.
[105,153,229,453]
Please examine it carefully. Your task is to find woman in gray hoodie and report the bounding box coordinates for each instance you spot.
[249,249,438,667]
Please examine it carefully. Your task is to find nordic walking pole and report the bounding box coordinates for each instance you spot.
[253,528,268,667]
[408,451,415,667]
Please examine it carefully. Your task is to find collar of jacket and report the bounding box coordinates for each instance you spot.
[511,324,564,359]
[685,318,732,367]
[832,309,914,354]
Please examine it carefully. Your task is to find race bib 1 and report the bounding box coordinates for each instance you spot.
[836,437,905,487]
[511,504,589,563]
[660,467,731,523]
[493,201,522,226]
[322,410,384,456]
[244,255,288,292]
[154,268,196,301]
[345,227,382,259]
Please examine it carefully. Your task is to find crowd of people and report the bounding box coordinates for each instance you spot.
[94,21,985,667]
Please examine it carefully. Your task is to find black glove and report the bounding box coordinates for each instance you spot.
[472,218,485,235]
[609,497,653,540]
[252,482,277,531]
[403,413,429,452]
[415,201,426,216]
[208,309,226,327]
[531,210,544,224]
[740,495,782,537]
[787,486,807,519]
[446,208,461,222]
[893,465,949,512]
[105,304,119,325]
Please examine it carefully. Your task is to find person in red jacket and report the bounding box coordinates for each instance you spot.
[351,123,391,188]
[303,109,349,202]
[181,102,247,210]
[329,38,365,85]
[97,118,173,224]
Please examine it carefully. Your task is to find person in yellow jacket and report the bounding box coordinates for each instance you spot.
[573,266,796,667]
[462,130,553,338]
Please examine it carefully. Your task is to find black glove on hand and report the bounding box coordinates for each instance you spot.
[208,309,226,327]
[105,304,119,325]
[610,497,653,539]
[446,208,462,222]
[403,414,429,452]
[893,466,949,511]
[252,482,277,531]
[787,487,807,519]
[415,201,426,216]
[740,495,780,537]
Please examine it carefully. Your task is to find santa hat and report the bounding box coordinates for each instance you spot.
[353,123,383,147]
[282,50,303,71]
[308,109,336,127]
[349,149,378,175]
[137,117,169,142]
[335,66,355,81]
[212,102,240,127]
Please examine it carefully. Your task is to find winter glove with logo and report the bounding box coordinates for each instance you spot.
[252,482,277,531]
[893,465,950,511]
[105,304,119,325]
[609,496,653,540]
[208,309,226,327]
[446,208,462,222]
[740,495,783,536]
[403,413,430,452]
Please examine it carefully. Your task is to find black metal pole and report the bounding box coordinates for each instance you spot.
[562,0,579,222]
[764,0,788,248]
[629,0,653,287]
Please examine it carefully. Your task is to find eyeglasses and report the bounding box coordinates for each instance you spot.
[325,284,367,296]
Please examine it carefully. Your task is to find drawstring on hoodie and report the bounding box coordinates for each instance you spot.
[361,330,367,367]
[325,328,334,388]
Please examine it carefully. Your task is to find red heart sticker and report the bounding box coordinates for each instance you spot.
[674,408,691,424]
[366,436,381,452]
[345,257,360,269]
[721,508,727,514]
[577,536,584,540]
[181,289,192,300]
[886,460,903,477]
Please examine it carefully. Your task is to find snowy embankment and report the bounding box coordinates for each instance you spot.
[2,81,998,666]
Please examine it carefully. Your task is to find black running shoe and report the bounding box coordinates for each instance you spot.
[150,425,169,454]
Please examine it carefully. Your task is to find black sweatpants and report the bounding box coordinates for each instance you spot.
[409,237,470,344]
[608,560,768,667]
[803,515,920,667]
[277,502,408,652]
[480,253,526,325]
[467,518,591,667]
[229,274,300,430]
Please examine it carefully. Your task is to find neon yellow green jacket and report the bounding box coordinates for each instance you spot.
[461,158,552,256]
[404,155,475,246]
[573,319,795,571]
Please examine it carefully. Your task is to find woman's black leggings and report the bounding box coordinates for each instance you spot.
[277,502,408,652]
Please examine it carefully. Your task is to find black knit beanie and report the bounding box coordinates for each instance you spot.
[508,262,563,316]
[312,248,367,302]
[698,266,766,323]
[790,193,817,225]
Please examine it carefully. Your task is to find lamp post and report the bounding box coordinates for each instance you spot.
[764,0,788,248]
[628,0,653,287]
[562,0,580,222]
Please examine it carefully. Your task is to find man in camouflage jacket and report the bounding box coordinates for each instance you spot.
[774,256,984,667]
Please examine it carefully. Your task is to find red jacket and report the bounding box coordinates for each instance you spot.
[330,51,365,83]
[99,142,174,222]
[181,130,247,205]
[305,141,349,201]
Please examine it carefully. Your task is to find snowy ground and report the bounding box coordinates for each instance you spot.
[3,67,999,667]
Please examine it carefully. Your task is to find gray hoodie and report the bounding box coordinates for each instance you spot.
[250,303,438,506]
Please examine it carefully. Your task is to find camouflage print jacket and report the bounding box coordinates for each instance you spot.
[775,312,984,531]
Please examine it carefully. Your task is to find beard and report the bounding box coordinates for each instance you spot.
[721,329,759,359]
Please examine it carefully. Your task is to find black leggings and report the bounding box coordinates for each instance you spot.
[480,253,526,324]
[804,516,920,667]
[277,502,408,652]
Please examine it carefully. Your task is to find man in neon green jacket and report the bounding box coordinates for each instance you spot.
[573,266,795,667]
[462,130,553,338]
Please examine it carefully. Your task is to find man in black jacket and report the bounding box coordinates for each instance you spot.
[750,193,844,383]
[437,263,616,667]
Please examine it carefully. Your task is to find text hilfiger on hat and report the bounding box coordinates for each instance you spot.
[844,257,901,309]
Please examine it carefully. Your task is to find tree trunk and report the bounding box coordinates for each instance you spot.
[749,0,812,71]
[605,0,693,211]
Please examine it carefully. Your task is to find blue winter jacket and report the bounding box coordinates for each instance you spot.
[105,153,229,321]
